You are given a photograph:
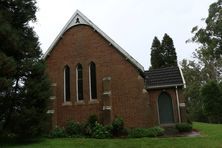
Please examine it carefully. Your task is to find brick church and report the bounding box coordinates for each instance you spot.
[44,10,187,128]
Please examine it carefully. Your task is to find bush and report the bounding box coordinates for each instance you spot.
[91,122,111,139]
[128,127,165,138]
[112,117,124,136]
[176,123,192,132]
[48,127,66,138]
[65,121,84,137]
[84,114,98,136]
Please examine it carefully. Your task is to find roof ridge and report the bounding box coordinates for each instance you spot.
[43,10,144,72]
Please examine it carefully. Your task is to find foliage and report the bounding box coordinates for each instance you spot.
[91,122,112,139]
[201,81,222,123]
[65,121,84,137]
[176,123,193,132]
[182,0,222,123]
[2,122,222,148]
[181,60,208,122]
[161,33,178,67]
[190,0,222,80]
[111,117,124,136]
[150,37,164,69]
[48,127,66,138]
[84,114,98,136]
[128,127,164,138]
[150,34,178,69]
[0,0,51,138]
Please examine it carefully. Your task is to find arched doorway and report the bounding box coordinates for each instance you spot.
[158,92,174,124]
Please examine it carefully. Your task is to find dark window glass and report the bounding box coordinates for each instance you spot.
[64,65,70,101]
[77,64,83,100]
[90,62,97,99]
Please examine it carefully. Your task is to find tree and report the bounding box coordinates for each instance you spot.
[201,81,222,123]
[161,33,177,67]
[182,0,222,122]
[150,37,164,69]
[0,0,51,138]
[150,34,178,69]
[181,60,208,122]
[191,0,222,80]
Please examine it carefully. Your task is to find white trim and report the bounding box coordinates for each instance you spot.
[147,84,183,89]
[102,77,112,81]
[89,62,98,100]
[103,91,111,96]
[178,66,186,88]
[89,64,92,100]
[47,110,55,114]
[76,66,79,101]
[175,86,181,123]
[156,96,160,125]
[51,83,57,87]
[43,10,144,72]
[50,96,56,100]
[179,103,186,107]
[103,106,112,110]
[63,67,66,103]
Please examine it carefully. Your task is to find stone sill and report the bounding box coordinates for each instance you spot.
[62,102,72,106]
[75,101,85,105]
[88,99,99,104]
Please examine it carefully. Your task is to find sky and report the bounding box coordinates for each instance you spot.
[33,0,215,70]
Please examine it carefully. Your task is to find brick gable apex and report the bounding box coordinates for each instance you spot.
[43,10,144,73]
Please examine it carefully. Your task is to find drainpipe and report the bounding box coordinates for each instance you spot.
[175,86,181,123]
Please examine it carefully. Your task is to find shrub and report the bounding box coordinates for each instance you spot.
[91,122,111,139]
[65,121,84,137]
[112,117,124,136]
[84,114,98,136]
[48,127,66,138]
[176,123,192,132]
[128,127,165,138]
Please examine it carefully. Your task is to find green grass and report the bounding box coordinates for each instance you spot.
[1,122,222,148]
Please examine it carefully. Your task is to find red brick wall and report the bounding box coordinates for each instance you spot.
[148,87,186,125]
[46,25,154,128]
[46,24,186,128]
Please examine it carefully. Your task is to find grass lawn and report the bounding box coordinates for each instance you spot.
[1,122,222,148]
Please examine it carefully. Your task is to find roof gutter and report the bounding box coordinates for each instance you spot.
[146,84,184,89]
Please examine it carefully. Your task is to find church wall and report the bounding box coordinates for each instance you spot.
[46,25,154,128]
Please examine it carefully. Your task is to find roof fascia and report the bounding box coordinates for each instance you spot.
[43,10,144,72]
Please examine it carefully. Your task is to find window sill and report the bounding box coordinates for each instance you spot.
[75,101,85,105]
[62,102,72,106]
[89,99,99,104]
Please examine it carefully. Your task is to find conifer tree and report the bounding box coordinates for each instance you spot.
[161,33,178,67]
[0,0,51,138]
[150,37,164,69]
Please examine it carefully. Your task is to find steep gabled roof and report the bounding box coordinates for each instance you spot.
[144,66,186,89]
[43,10,144,72]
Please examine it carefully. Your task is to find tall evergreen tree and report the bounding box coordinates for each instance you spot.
[150,37,164,69]
[150,34,178,69]
[0,0,51,138]
[161,33,178,67]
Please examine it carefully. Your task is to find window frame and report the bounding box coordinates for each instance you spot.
[64,65,71,102]
[89,62,97,100]
[76,64,84,101]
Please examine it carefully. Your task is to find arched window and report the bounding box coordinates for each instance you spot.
[89,62,97,99]
[76,64,83,101]
[64,65,70,102]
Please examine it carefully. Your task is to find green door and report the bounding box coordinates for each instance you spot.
[158,93,174,124]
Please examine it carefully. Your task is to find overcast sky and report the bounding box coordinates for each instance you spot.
[33,0,215,70]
